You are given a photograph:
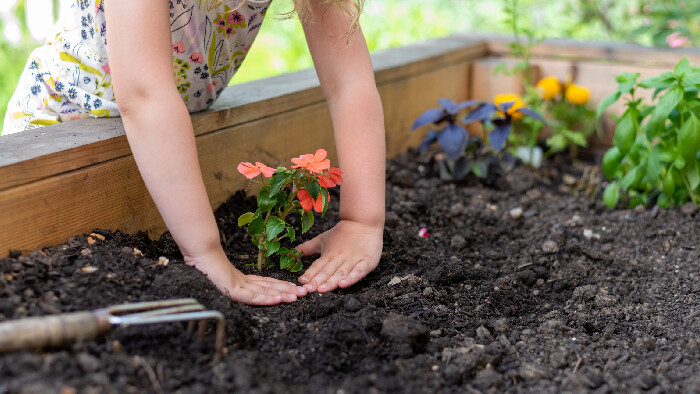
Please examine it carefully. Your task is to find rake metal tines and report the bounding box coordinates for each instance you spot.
[101,298,226,361]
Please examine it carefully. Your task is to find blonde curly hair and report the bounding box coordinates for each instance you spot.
[288,0,365,35]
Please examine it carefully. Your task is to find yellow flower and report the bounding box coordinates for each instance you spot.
[565,84,590,105]
[494,93,525,120]
[536,76,561,100]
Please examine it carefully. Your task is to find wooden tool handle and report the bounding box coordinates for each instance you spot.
[0,311,111,353]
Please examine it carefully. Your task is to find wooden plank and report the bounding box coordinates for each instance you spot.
[0,57,472,255]
[460,33,700,66]
[0,37,486,191]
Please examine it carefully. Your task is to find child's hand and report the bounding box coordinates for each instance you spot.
[296,220,383,293]
[186,251,308,305]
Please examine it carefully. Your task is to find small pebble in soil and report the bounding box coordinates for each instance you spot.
[583,229,601,240]
[450,235,466,251]
[681,202,698,215]
[509,207,523,220]
[542,240,559,254]
[81,266,98,274]
[157,257,169,266]
[565,214,583,227]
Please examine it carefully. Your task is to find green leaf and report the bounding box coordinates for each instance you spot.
[269,172,293,197]
[286,227,296,243]
[602,147,622,179]
[257,188,276,212]
[276,192,289,211]
[620,166,641,191]
[685,163,700,191]
[265,240,280,257]
[657,193,670,208]
[266,217,286,241]
[639,72,675,89]
[674,155,687,169]
[280,254,294,270]
[301,210,314,233]
[615,73,640,94]
[305,179,320,200]
[290,259,303,273]
[613,111,637,155]
[603,181,620,208]
[663,168,676,198]
[596,91,621,119]
[320,187,329,215]
[649,85,683,131]
[646,146,662,185]
[674,58,690,76]
[684,70,700,86]
[678,114,700,163]
[247,214,264,236]
[238,212,255,227]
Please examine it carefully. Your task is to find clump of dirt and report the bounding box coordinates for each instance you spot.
[2,152,700,393]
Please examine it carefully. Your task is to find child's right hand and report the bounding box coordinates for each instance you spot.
[185,250,307,306]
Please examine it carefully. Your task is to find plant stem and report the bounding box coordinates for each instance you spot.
[257,248,264,271]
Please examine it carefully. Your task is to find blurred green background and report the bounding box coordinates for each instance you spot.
[1,0,697,134]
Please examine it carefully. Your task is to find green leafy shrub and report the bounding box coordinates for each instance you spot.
[598,58,700,208]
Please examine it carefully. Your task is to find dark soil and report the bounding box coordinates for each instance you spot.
[2,153,700,393]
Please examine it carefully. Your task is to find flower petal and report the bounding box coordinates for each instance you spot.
[237,162,260,179]
[297,189,314,211]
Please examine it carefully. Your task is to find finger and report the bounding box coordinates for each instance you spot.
[307,256,345,293]
[226,283,286,306]
[247,275,308,296]
[296,235,322,257]
[299,255,336,291]
[337,258,377,289]
[317,259,356,294]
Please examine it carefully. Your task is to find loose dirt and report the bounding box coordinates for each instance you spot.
[2,153,700,393]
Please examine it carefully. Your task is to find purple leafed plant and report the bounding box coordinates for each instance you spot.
[411,98,480,160]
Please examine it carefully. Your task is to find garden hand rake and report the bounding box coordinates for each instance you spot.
[0,298,225,361]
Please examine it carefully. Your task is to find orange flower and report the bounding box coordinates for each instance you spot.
[318,167,343,188]
[237,162,276,179]
[565,84,590,105]
[291,149,331,174]
[536,76,561,100]
[297,189,326,213]
[494,93,525,120]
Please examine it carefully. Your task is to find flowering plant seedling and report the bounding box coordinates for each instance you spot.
[237,149,342,272]
[534,76,597,159]
[411,98,480,159]
[597,58,700,208]
[462,93,545,153]
[411,98,492,180]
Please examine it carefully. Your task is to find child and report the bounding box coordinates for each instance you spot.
[3,0,386,306]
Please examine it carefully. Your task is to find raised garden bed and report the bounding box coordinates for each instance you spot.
[2,35,700,392]
[2,153,700,392]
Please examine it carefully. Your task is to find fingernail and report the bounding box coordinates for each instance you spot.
[304,284,315,292]
[338,280,347,287]
[299,277,309,284]
[318,284,327,292]
[297,286,307,295]
[286,294,297,302]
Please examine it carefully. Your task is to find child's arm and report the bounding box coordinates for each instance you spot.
[104,0,306,305]
[295,2,386,293]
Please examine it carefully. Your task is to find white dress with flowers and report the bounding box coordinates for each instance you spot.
[3,0,271,135]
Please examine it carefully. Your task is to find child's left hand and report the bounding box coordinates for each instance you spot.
[296,220,383,293]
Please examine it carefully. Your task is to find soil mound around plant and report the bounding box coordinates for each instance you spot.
[2,153,700,393]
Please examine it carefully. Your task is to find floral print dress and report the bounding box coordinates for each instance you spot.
[2,0,271,135]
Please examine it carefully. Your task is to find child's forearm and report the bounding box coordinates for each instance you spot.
[119,94,223,262]
[326,83,386,227]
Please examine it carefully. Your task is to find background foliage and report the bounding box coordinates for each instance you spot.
[0,0,696,134]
